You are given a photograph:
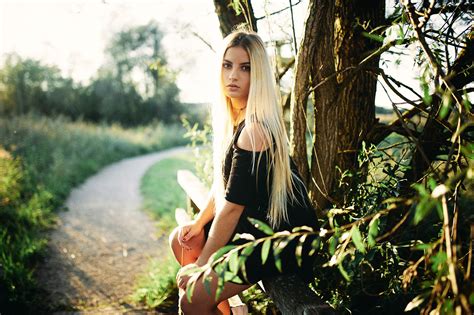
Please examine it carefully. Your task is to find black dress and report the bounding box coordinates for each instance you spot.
[209,120,318,284]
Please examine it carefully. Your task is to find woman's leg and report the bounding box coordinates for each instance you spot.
[169,226,206,265]
[169,226,231,314]
[179,268,252,315]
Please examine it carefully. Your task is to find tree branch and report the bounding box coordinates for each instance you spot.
[255,0,302,21]
[278,57,295,80]
[190,31,215,53]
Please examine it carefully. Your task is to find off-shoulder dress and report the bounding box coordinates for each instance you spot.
[207,120,318,284]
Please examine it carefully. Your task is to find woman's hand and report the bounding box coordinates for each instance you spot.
[177,221,203,250]
[176,263,200,290]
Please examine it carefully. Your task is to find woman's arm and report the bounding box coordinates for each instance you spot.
[193,188,217,229]
[195,201,245,266]
[177,188,216,247]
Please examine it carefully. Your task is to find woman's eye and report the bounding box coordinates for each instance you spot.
[223,63,231,69]
[242,65,250,71]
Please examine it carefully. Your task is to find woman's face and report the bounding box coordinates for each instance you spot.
[221,46,251,106]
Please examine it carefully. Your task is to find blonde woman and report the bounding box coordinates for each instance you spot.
[169,29,318,314]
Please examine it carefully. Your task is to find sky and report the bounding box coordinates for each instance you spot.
[0,0,419,106]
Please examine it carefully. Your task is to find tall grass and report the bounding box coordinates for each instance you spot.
[0,114,188,312]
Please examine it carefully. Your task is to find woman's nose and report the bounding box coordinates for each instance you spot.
[228,68,237,80]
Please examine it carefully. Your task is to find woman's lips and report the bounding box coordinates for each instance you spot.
[227,84,239,90]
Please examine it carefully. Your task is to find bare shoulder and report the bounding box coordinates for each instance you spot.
[237,123,270,152]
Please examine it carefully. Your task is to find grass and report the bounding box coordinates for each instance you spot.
[0,113,188,312]
[140,153,196,234]
[133,153,195,311]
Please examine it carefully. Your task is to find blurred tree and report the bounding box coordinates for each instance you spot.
[0,22,185,126]
[102,21,183,124]
[0,54,63,115]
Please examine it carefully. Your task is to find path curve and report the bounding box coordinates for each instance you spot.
[37,146,191,313]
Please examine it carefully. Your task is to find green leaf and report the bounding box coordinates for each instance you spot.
[329,236,338,255]
[273,239,289,257]
[261,239,271,264]
[210,245,235,263]
[228,252,239,273]
[186,274,198,303]
[202,269,212,296]
[224,271,238,282]
[238,245,254,273]
[430,251,447,273]
[241,244,254,257]
[291,225,314,233]
[230,0,242,15]
[461,142,474,159]
[215,274,225,301]
[469,292,474,305]
[240,260,248,282]
[439,91,452,120]
[362,31,385,42]
[229,275,244,284]
[368,215,380,247]
[247,218,274,235]
[274,254,282,272]
[462,91,472,111]
[413,199,437,225]
[308,238,320,257]
[421,81,432,105]
[338,263,350,281]
[414,242,432,251]
[351,225,366,253]
[295,234,308,267]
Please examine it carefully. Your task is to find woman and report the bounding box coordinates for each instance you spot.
[169,29,318,314]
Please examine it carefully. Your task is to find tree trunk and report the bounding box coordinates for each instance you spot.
[213,0,257,37]
[289,0,325,188]
[291,1,385,212]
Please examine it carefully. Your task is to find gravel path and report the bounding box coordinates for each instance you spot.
[36,147,190,313]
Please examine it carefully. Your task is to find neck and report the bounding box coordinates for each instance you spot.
[231,98,247,125]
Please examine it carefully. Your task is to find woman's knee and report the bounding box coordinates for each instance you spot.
[169,226,181,254]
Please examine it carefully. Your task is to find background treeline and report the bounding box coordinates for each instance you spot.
[0,21,204,126]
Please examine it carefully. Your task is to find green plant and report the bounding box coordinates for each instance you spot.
[132,256,180,312]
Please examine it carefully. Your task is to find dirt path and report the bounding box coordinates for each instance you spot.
[36,146,191,313]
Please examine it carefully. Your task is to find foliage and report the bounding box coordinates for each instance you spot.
[132,256,180,312]
[0,148,53,310]
[181,117,214,188]
[0,114,188,312]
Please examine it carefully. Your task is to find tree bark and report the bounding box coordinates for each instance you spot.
[291,1,385,211]
[289,0,325,188]
[213,0,257,37]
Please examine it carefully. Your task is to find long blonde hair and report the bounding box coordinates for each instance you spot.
[212,30,305,229]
